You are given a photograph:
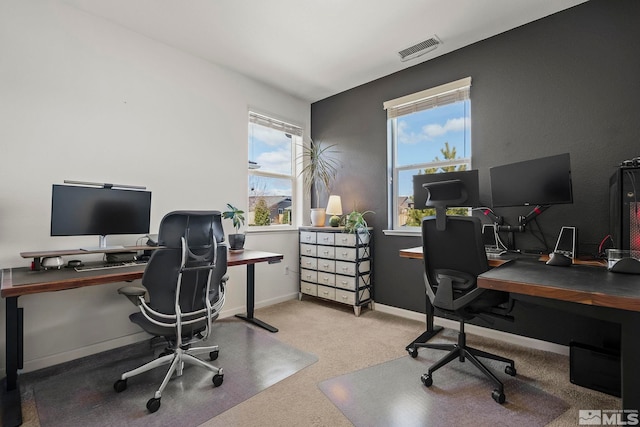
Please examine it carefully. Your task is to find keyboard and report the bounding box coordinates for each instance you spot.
[485,247,507,256]
[74,260,147,272]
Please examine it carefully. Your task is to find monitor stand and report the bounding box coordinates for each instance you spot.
[80,235,125,252]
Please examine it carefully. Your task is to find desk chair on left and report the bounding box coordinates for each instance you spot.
[115,210,228,413]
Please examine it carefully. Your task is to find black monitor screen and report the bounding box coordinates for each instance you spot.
[490,153,573,207]
[413,169,480,209]
[51,184,151,236]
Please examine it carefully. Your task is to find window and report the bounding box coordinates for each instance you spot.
[384,77,472,231]
[248,112,301,227]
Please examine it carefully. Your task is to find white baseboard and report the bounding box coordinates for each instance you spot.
[374,303,569,356]
[18,331,151,375]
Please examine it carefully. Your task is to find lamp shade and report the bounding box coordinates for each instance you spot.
[326,195,343,215]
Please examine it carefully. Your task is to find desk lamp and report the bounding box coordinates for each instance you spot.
[326,195,343,227]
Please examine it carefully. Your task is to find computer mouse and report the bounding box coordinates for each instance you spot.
[67,259,83,268]
[546,252,572,266]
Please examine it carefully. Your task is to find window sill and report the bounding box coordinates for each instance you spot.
[246,225,298,234]
[382,229,421,237]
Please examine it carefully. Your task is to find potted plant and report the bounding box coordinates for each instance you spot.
[222,203,246,251]
[343,209,374,236]
[298,139,341,226]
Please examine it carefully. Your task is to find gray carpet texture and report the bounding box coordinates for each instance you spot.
[319,348,570,427]
[19,319,317,427]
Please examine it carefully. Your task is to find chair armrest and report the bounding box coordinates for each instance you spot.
[118,286,147,306]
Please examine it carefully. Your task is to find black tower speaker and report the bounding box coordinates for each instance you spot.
[609,166,640,251]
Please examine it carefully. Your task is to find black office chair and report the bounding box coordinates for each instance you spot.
[408,180,516,404]
[114,211,228,413]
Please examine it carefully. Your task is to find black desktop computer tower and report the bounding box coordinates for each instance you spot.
[609,166,640,250]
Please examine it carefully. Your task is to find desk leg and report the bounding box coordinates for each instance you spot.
[621,312,640,412]
[405,295,443,354]
[2,296,23,427]
[235,264,279,333]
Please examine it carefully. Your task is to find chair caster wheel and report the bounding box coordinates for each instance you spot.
[209,350,219,361]
[505,365,516,376]
[408,347,418,358]
[421,373,433,387]
[113,379,127,393]
[492,389,505,404]
[212,374,224,387]
[146,397,161,413]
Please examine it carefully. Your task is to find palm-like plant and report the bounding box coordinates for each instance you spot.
[222,204,245,233]
[298,140,341,207]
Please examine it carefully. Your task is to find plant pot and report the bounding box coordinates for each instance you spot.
[228,233,245,251]
[310,208,326,227]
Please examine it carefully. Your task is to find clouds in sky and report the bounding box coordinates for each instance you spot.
[399,116,469,144]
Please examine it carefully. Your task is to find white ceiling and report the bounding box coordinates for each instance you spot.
[62,0,587,102]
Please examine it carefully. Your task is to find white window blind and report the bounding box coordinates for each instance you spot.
[249,112,302,137]
[383,77,471,119]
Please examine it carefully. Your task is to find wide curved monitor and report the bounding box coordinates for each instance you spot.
[51,184,151,248]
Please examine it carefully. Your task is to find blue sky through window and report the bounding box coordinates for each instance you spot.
[396,100,470,196]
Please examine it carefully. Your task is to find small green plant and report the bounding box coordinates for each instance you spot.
[222,204,246,233]
[344,210,374,234]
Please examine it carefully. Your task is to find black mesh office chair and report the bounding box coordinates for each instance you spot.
[409,180,516,404]
[114,211,228,413]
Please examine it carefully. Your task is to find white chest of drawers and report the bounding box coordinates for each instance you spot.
[298,226,373,316]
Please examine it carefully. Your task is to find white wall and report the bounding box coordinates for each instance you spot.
[0,0,307,373]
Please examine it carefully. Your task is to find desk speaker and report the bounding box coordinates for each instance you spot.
[553,226,577,258]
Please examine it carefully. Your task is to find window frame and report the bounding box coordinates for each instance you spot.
[247,111,302,231]
[384,78,472,234]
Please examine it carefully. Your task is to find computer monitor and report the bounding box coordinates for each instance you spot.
[51,184,152,250]
[412,169,480,209]
[489,153,573,207]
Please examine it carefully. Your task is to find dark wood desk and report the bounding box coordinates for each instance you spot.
[1,249,283,427]
[478,260,640,411]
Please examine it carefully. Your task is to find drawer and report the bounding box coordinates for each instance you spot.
[300,282,318,296]
[300,269,318,283]
[335,233,370,247]
[317,259,336,273]
[317,272,336,287]
[300,244,317,257]
[317,232,335,245]
[335,246,369,261]
[335,260,370,276]
[317,246,336,259]
[317,285,336,301]
[334,287,371,305]
[335,273,370,291]
[300,256,318,270]
[335,289,356,305]
[300,231,317,244]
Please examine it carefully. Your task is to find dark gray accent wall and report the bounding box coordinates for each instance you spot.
[311,0,640,346]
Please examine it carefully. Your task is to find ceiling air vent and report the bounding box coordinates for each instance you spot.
[398,36,442,62]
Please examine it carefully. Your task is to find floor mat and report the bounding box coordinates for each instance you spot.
[21,320,317,427]
[319,349,569,427]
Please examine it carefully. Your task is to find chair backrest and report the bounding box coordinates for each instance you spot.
[142,211,227,319]
[422,215,490,312]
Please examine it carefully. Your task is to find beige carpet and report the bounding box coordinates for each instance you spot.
[19,298,620,426]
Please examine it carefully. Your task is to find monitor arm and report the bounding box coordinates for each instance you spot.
[518,205,549,228]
